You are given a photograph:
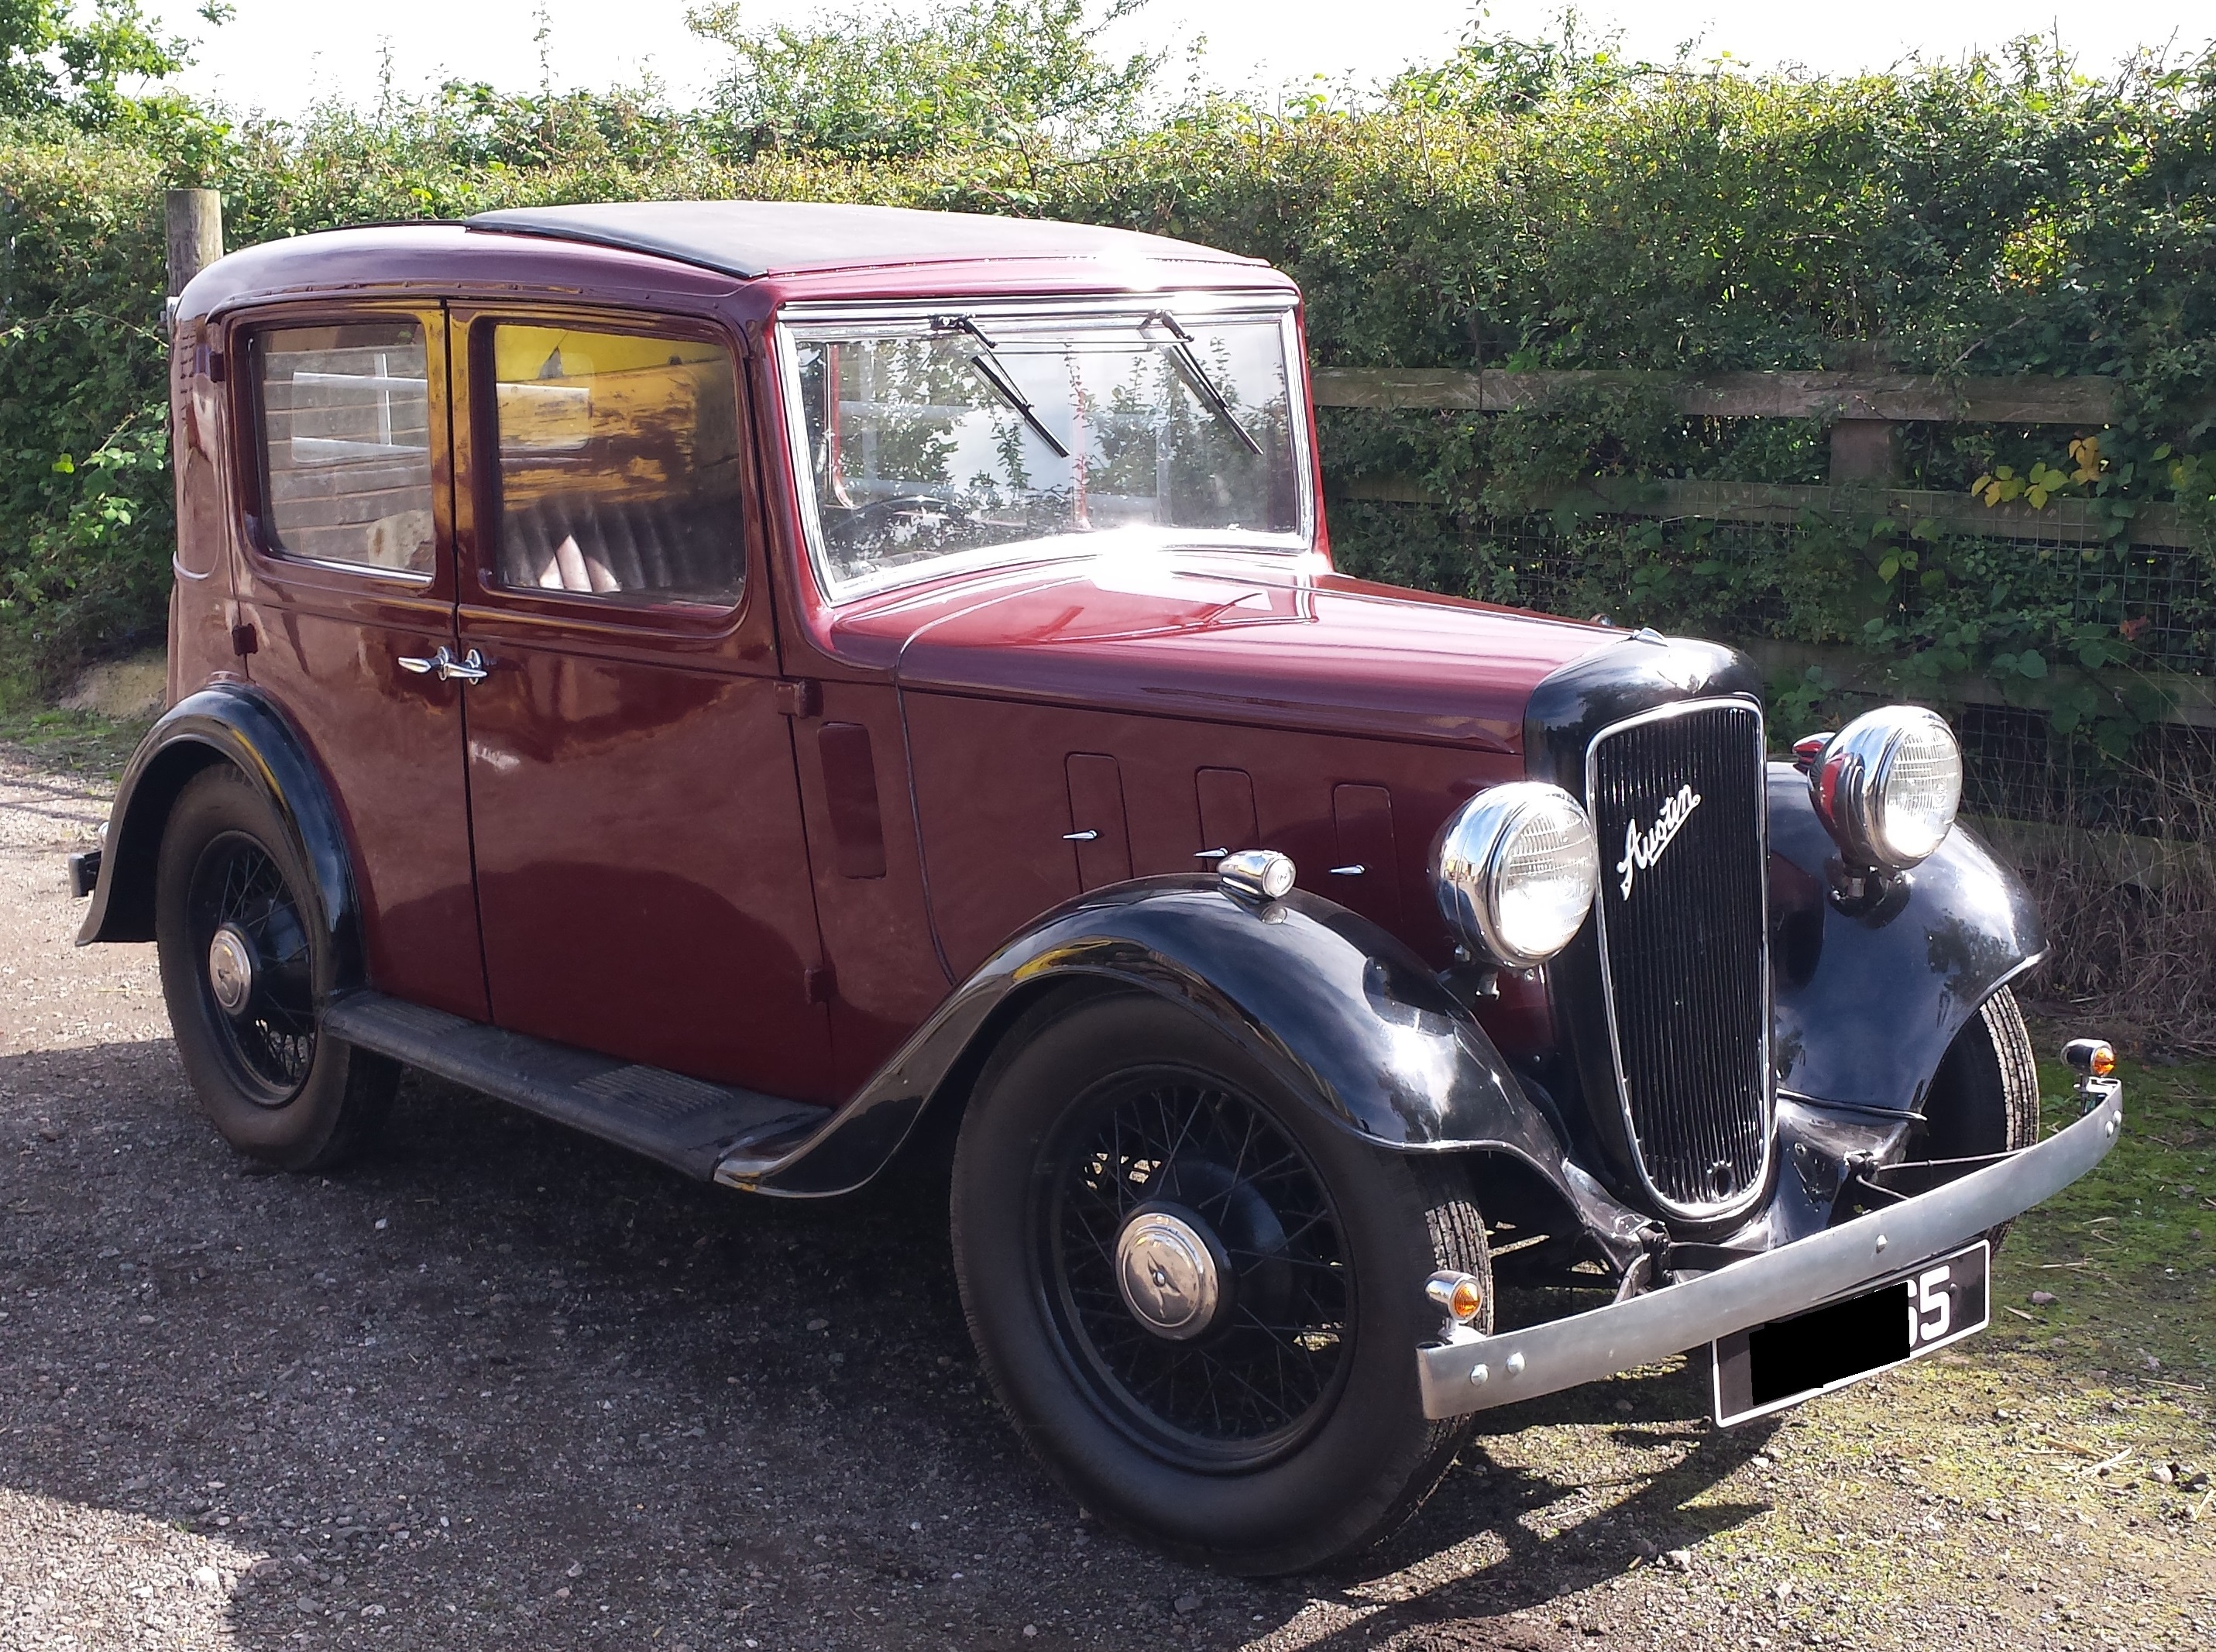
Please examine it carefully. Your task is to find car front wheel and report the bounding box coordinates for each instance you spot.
[1916,984,2041,1248]
[950,991,1489,1575]
[155,764,397,1170]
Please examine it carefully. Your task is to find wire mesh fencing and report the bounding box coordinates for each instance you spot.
[1331,497,2216,842]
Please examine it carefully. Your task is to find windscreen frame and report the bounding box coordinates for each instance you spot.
[771,291,1317,605]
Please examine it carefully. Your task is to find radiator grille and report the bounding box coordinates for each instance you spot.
[1586,702,1771,1215]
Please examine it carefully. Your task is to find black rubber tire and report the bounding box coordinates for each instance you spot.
[1919,984,2041,1248]
[950,991,1489,1575]
[155,764,397,1171]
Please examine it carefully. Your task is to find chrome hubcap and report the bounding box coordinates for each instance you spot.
[207,923,256,1017]
[1114,1207,1224,1341]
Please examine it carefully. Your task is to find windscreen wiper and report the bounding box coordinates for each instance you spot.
[1146,311,1264,456]
[933,314,1071,459]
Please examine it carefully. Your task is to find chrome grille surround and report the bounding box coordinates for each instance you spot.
[1583,698,1773,1222]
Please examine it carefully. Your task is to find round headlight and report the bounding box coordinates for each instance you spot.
[1809,705,1963,871]
[1431,782,1600,969]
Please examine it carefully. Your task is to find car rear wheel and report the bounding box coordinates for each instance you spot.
[1917,984,2041,1247]
[950,991,1489,1575]
[155,764,397,1170]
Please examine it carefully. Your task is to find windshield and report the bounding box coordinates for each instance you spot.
[782,302,1309,599]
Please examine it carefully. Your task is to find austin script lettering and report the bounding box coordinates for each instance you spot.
[1616,784,1702,900]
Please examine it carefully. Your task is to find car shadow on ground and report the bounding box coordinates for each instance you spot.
[1,1036,1771,1650]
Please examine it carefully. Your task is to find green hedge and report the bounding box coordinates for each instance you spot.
[4,37,2214,724]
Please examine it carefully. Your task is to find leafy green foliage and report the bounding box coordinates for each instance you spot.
[1,5,2213,730]
[687,0,1160,161]
[0,134,174,684]
[0,1,208,130]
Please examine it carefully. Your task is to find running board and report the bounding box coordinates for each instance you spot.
[323,991,826,1181]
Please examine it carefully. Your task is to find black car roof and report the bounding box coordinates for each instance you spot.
[462,201,1263,280]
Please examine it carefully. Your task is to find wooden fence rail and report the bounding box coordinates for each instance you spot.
[1314,363,2214,744]
[1311,367,2118,424]
[1311,365,2196,542]
[1328,474,2191,548]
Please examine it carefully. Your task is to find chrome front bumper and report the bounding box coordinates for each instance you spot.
[1417,1080,2123,1420]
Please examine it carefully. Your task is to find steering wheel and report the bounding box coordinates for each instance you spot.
[842,493,970,528]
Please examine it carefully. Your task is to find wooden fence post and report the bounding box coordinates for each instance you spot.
[1825,341,1899,484]
[1828,418,1901,483]
[165,188,224,300]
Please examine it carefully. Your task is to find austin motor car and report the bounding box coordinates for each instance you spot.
[70,201,2123,1574]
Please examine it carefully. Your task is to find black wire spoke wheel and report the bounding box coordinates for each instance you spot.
[156,765,397,1171]
[184,830,318,1103]
[1917,986,2041,1248]
[1039,1070,1352,1470]
[955,993,1491,1571]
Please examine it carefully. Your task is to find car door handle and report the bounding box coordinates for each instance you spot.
[398,647,490,685]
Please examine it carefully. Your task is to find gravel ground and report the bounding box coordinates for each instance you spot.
[3,748,2212,1652]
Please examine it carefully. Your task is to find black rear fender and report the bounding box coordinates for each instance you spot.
[77,685,362,990]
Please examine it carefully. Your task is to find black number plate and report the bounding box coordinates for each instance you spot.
[1712,1239,1990,1426]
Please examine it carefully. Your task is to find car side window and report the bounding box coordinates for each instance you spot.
[249,321,436,575]
[483,322,745,606]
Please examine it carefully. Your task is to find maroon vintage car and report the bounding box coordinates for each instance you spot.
[73,201,2120,1573]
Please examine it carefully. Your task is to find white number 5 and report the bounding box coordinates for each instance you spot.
[1912,1266,1953,1345]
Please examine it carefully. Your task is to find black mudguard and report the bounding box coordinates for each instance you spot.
[1765,762,2043,1112]
[76,684,362,989]
[725,878,1646,1254]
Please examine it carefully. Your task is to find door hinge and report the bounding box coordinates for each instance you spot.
[229,621,258,657]
[775,678,822,718]
[802,963,835,1005]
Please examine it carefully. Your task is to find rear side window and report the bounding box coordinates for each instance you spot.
[249,321,436,575]
[484,323,745,606]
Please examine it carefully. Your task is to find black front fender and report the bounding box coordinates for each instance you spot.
[726,878,1631,1237]
[1767,763,2043,1111]
[77,684,362,989]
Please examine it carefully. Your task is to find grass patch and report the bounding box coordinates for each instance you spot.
[1692,1036,2216,1628]
[1448,1033,2214,1652]
[0,703,155,780]
[2000,1034,2216,1383]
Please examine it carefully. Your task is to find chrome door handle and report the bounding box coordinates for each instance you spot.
[397,646,490,684]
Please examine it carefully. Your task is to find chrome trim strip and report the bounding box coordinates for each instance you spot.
[264,550,435,586]
[1417,1084,2122,1419]
[1583,695,1772,1224]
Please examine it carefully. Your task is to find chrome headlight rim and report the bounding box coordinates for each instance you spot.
[1810,703,1963,871]
[1431,781,1602,970]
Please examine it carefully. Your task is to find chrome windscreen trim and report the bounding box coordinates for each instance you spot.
[768,294,1318,606]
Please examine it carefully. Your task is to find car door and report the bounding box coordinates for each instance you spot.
[225,303,486,1021]
[450,303,832,1102]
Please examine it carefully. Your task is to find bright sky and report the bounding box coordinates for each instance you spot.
[143,1,2216,118]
